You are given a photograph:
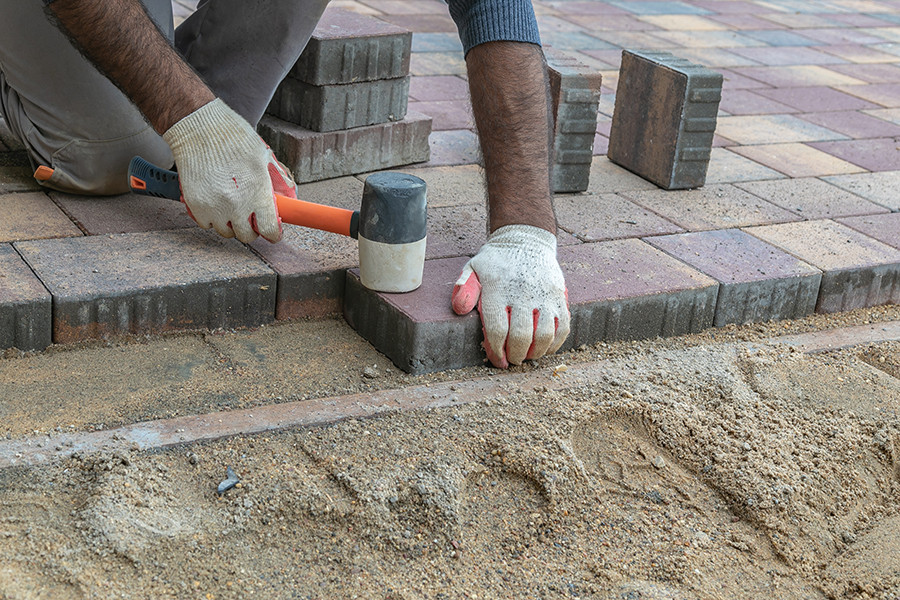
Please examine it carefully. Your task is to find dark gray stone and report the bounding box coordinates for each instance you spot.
[0,244,52,351]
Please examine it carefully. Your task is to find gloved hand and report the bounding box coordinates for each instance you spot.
[162,98,285,243]
[452,224,570,368]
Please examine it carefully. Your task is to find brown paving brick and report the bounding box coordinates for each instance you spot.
[715,114,845,145]
[823,171,900,211]
[555,192,684,241]
[0,244,51,351]
[16,229,277,343]
[0,192,82,243]
[717,90,798,115]
[408,75,469,102]
[837,213,900,250]
[735,177,890,220]
[745,219,900,313]
[798,111,900,139]
[704,147,785,184]
[50,191,196,235]
[560,239,718,347]
[730,143,864,178]
[0,166,41,195]
[645,228,821,326]
[754,86,880,112]
[807,138,900,172]
[586,157,660,194]
[621,183,800,232]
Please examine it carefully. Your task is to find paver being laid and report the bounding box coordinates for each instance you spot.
[0,244,51,351]
[745,220,900,313]
[15,229,277,344]
[645,228,822,326]
[50,191,196,235]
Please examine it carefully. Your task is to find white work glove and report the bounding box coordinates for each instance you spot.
[163,98,292,243]
[452,224,570,368]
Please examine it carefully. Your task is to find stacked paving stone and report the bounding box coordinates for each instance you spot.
[261,8,431,183]
[545,48,602,193]
[608,49,722,190]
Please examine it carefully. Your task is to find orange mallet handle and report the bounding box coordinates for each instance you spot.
[128,156,359,239]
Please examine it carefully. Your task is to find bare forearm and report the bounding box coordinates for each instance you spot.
[466,42,556,234]
[48,0,214,133]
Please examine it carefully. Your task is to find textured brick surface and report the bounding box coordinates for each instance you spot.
[645,228,821,326]
[50,191,196,235]
[343,256,483,374]
[621,184,800,231]
[0,166,41,195]
[731,143,863,178]
[288,8,412,86]
[808,138,900,172]
[735,178,890,220]
[0,244,51,351]
[555,192,683,241]
[260,112,431,183]
[837,213,900,251]
[608,50,723,189]
[0,192,83,242]
[547,49,603,193]
[746,220,900,313]
[824,171,900,211]
[560,239,719,347]
[15,229,276,343]
[269,76,409,132]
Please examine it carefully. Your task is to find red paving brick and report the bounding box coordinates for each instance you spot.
[808,138,900,172]
[753,86,881,112]
[836,212,900,251]
[407,75,469,102]
[797,111,900,139]
[717,89,797,115]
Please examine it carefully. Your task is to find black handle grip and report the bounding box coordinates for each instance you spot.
[128,156,181,200]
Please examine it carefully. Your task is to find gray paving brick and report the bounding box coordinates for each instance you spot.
[260,112,431,183]
[268,76,409,132]
[560,239,718,348]
[547,49,603,193]
[645,229,822,327]
[745,220,900,313]
[555,192,684,242]
[289,8,412,86]
[15,230,276,344]
[0,166,41,195]
[608,49,723,190]
[0,244,51,351]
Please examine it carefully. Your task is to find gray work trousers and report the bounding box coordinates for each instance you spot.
[0,0,329,195]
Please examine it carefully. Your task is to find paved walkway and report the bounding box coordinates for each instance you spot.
[4,0,900,366]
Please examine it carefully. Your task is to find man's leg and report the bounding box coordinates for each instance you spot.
[0,0,175,195]
[175,0,332,128]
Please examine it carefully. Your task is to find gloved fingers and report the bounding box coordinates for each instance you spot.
[506,306,536,365]
[478,300,509,369]
[251,202,283,243]
[548,302,572,355]
[267,156,298,200]
[230,214,259,244]
[527,309,556,361]
[451,265,480,315]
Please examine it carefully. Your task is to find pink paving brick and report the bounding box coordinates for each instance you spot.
[824,63,900,84]
[716,69,774,90]
[816,44,900,64]
[727,46,846,67]
[377,14,457,33]
[408,75,469,102]
[645,228,821,326]
[837,213,900,251]
[407,100,472,130]
[620,184,800,232]
[808,138,900,172]
[0,243,51,351]
[735,177,890,220]
[745,219,900,313]
[555,192,684,241]
[798,111,900,140]
[706,14,788,30]
[794,28,888,45]
[717,89,798,115]
[50,191,196,235]
[692,1,771,15]
[731,66,866,88]
[753,86,880,112]
[833,83,900,108]
[0,192,82,243]
[559,14,658,31]
[15,229,277,343]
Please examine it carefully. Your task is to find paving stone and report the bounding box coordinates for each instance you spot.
[411,32,464,53]
[269,76,409,132]
[731,65,866,88]
[808,138,900,172]
[740,29,819,46]
[248,176,363,320]
[745,220,900,313]
[343,256,483,374]
[717,90,798,115]
[798,110,900,140]
[423,129,480,166]
[645,228,822,326]
[259,112,431,183]
[650,30,764,48]
[799,28,888,45]
[547,48,603,193]
[288,8,412,86]
[671,47,766,69]
[0,166,41,195]
[50,191,196,234]
[15,229,277,343]
[608,49,723,190]
[621,183,800,232]
[401,164,486,208]
[378,14,458,33]
[0,192,83,243]
[704,147,785,184]
[425,203,487,260]
[409,51,467,76]
[406,100,472,131]
[818,44,900,64]
[586,157,661,194]
[716,68,774,90]
[609,1,713,15]
[560,239,719,347]
[715,114,846,145]
[754,86,880,112]
[823,171,900,211]
[730,143,863,178]
[825,63,900,84]
[637,14,726,30]
[837,212,900,251]
[735,178,890,220]
[555,192,684,241]
[0,244,51,351]
[408,75,469,102]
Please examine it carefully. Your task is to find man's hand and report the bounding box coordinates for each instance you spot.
[163,99,283,243]
[452,225,570,368]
